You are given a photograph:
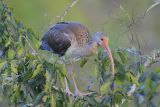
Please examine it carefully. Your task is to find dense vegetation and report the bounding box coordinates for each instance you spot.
[0,0,160,107]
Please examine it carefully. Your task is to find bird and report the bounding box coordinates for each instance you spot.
[40,22,115,97]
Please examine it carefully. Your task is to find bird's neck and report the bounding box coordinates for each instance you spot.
[82,41,98,57]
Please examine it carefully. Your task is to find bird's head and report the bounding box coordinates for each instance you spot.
[93,32,109,46]
[93,32,115,77]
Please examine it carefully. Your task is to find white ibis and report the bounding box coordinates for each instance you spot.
[41,22,115,97]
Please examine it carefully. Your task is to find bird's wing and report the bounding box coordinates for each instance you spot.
[41,24,71,56]
[54,22,90,46]
[41,22,90,56]
[67,22,90,46]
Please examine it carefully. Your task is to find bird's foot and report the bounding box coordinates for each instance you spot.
[64,88,73,96]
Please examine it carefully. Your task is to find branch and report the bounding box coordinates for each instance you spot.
[58,0,79,22]
[127,1,160,28]
[143,49,160,67]
[23,36,37,56]
[117,48,160,67]
[118,2,160,47]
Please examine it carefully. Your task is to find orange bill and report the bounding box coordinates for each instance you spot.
[101,37,115,77]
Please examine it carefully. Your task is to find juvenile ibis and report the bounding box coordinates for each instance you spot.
[41,22,114,97]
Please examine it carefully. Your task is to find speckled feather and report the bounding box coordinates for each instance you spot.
[41,22,90,56]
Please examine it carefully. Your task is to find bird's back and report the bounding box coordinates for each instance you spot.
[41,22,90,56]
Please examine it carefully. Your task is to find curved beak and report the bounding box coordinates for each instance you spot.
[101,39,115,77]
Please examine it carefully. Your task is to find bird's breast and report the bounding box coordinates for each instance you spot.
[65,41,98,60]
[90,42,98,55]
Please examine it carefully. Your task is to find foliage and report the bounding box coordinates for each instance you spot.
[0,1,160,107]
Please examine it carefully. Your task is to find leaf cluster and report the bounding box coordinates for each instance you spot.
[0,1,160,107]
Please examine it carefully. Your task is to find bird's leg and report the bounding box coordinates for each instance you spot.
[68,64,93,98]
[64,77,73,96]
[68,64,82,97]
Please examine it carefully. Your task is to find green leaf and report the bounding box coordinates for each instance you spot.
[5,38,11,47]
[117,51,127,64]
[156,67,160,73]
[50,94,56,107]
[56,64,67,77]
[17,48,24,57]
[146,78,152,89]
[11,84,20,103]
[33,91,47,106]
[0,60,7,70]
[113,92,124,105]
[11,60,18,74]
[11,66,18,74]
[115,72,126,84]
[38,49,58,64]
[31,64,43,78]
[100,82,111,95]
[0,37,2,43]
[85,97,97,106]
[20,70,33,82]
[8,48,15,59]
[80,58,88,67]
[114,59,125,72]
[126,72,140,86]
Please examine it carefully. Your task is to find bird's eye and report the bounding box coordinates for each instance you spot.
[101,38,103,41]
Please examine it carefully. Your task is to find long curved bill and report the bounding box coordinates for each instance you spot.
[102,42,115,77]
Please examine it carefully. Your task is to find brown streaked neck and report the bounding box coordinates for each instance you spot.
[82,41,98,57]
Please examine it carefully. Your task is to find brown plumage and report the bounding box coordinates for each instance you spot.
[41,22,90,56]
[41,22,115,97]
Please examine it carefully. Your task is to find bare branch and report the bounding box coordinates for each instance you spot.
[128,1,160,28]
[143,49,160,67]
[118,2,160,51]
[23,36,37,56]
[58,0,79,22]
[119,5,131,21]
[146,1,160,13]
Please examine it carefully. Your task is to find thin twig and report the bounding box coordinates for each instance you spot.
[117,2,160,51]
[58,0,79,22]
[146,1,160,14]
[23,36,37,56]
[119,5,131,21]
[128,1,160,28]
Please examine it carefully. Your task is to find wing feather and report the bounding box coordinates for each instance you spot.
[41,22,90,56]
[41,26,71,56]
